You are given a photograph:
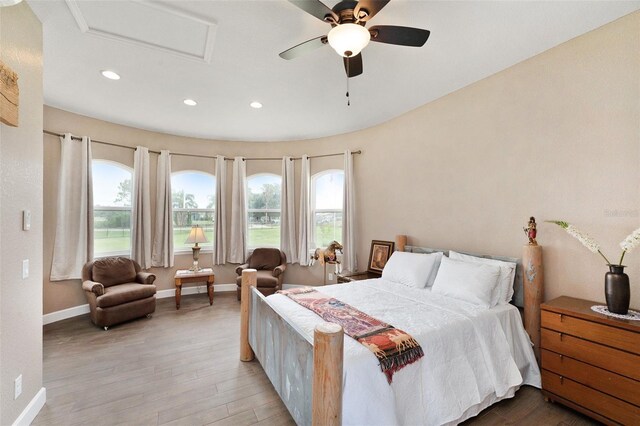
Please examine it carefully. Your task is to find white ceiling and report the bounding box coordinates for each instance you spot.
[29,0,640,142]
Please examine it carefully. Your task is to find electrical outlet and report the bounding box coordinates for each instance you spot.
[22,259,29,279]
[14,374,22,399]
[328,273,334,281]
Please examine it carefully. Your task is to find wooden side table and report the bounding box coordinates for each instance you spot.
[174,269,215,310]
[336,271,381,283]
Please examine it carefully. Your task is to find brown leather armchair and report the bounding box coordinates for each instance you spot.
[236,248,287,300]
[82,257,157,330]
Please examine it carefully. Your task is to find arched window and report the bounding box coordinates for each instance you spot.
[311,170,344,248]
[92,160,133,257]
[171,171,215,252]
[247,173,281,248]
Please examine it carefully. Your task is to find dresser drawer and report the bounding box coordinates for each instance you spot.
[542,310,640,355]
[542,370,640,425]
[541,328,640,381]
[541,349,640,406]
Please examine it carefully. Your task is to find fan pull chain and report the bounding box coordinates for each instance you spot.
[346,58,351,106]
[346,79,350,106]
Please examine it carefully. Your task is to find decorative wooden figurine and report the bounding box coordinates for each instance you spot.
[311,241,343,284]
[524,216,537,245]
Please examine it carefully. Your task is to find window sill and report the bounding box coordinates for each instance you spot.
[174,248,214,255]
[94,252,130,259]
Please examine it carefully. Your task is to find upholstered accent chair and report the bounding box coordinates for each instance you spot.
[236,248,287,300]
[82,257,157,330]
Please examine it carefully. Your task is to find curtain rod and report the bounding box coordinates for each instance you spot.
[43,130,361,161]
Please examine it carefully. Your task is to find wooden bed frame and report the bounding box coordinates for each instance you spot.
[239,246,536,426]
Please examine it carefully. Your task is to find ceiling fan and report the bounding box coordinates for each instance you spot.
[280,0,431,78]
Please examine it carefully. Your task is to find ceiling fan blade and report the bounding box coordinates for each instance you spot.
[287,0,338,23]
[343,53,363,78]
[354,0,390,22]
[369,25,430,47]
[279,36,328,60]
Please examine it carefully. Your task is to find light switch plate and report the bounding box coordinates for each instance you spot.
[22,259,29,279]
[23,210,31,231]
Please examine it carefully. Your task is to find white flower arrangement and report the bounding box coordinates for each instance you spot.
[548,220,640,266]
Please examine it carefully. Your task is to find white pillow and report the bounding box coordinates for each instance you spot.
[381,251,440,289]
[425,252,444,287]
[431,256,501,308]
[449,251,517,305]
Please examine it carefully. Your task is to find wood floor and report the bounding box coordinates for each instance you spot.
[36,292,599,426]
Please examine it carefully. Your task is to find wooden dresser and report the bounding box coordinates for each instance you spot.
[540,296,640,425]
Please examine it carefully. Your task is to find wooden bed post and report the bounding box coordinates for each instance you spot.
[395,234,408,252]
[312,322,344,426]
[523,244,544,362]
[240,268,257,362]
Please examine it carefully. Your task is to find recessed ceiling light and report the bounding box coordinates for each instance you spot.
[100,70,120,80]
[183,99,197,106]
[250,101,263,109]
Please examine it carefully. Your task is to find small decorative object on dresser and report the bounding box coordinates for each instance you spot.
[548,220,640,315]
[540,296,640,425]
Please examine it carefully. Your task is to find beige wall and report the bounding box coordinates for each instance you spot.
[43,11,640,314]
[0,2,44,424]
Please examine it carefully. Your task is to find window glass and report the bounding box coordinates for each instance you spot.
[92,161,133,257]
[247,174,281,248]
[171,171,215,251]
[312,170,344,248]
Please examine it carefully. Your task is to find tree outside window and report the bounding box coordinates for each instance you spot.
[171,172,215,252]
[247,174,281,248]
[312,170,344,248]
[92,161,133,257]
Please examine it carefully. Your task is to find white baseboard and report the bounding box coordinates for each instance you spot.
[43,285,236,325]
[12,387,46,426]
[43,304,90,325]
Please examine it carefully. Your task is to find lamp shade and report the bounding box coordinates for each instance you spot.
[327,23,371,57]
[185,225,208,244]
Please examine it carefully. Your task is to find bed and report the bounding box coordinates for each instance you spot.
[241,246,542,425]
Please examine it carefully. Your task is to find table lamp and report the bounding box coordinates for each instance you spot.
[185,225,208,271]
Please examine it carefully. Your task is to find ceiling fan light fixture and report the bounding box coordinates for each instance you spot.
[327,23,370,58]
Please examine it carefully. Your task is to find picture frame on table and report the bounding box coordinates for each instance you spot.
[367,240,395,274]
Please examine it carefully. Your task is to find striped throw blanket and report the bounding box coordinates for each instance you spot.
[278,287,424,383]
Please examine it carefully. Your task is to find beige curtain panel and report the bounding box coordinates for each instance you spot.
[152,150,173,267]
[297,155,311,266]
[280,156,297,263]
[228,157,247,263]
[132,146,152,269]
[342,150,357,272]
[51,134,94,281]
[214,155,227,265]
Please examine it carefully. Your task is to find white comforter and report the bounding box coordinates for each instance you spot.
[266,279,541,426]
